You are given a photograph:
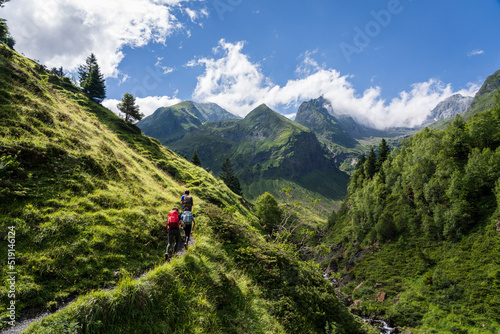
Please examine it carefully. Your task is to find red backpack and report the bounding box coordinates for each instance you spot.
[167,210,180,229]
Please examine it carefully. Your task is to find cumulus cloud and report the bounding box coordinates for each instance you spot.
[1,0,201,78]
[103,95,182,118]
[189,40,479,129]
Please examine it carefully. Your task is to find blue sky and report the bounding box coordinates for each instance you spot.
[2,0,500,128]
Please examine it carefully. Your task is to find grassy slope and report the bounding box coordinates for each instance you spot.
[25,206,375,334]
[0,45,372,333]
[0,43,247,317]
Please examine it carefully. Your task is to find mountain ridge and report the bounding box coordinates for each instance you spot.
[423,93,473,126]
[168,103,349,204]
[137,100,239,145]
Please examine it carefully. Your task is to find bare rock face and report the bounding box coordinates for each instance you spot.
[423,94,473,126]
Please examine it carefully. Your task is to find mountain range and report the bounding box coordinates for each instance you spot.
[165,103,350,204]
[422,94,473,126]
[137,71,500,206]
[136,101,239,145]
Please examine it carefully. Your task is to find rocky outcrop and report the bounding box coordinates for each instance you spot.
[423,94,473,126]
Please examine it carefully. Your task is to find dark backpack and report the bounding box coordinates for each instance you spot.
[183,195,193,208]
[167,210,180,229]
[182,211,194,225]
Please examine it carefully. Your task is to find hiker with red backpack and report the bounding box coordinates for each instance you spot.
[181,190,193,212]
[165,207,185,260]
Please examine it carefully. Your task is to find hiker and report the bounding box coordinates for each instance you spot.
[165,207,185,260]
[181,210,195,249]
[181,190,193,212]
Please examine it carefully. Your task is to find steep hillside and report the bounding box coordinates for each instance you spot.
[169,104,350,206]
[136,100,239,145]
[296,97,411,174]
[463,69,500,119]
[295,97,357,148]
[323,98,500,332]
[0,44,372,333]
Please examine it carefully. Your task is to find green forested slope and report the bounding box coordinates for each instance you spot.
[326,93,500,333]
[0,44,372,333]
[169,104,350,206]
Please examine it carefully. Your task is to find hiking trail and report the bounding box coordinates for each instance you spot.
[1,235,196,334]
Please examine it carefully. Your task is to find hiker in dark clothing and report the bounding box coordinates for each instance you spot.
[181,190,193,212]
[180,192,185,209]
[181,210,195,249]
[165,207,185,260]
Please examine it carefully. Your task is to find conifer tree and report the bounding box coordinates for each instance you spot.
[50,67,64,77]
[0,19,14,48]
[356,153,366,170]
[78,53,106,103]
[376,138,390,170]
[255,192,283,236]
[191,150,201,167]
[365,147,376,178]
[117,93,143,123]
[0,1,15,50]
[219,157,242,196]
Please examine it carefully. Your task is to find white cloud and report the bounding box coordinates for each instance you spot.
[1,0,202,78]
[295,49,323,77]
[103,95,182,118]
[185,7,208,23]
[155,57,176,75]
[189,40,480,129]
[467,49,484,57]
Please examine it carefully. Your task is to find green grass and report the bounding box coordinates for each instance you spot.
[339,226,500,333]
[0,44,250,324]
[24,216,287,334]
[23,205,376,333]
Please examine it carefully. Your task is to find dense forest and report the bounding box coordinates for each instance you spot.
[326,94,500,332]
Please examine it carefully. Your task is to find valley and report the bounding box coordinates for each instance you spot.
[1,37,500,334]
